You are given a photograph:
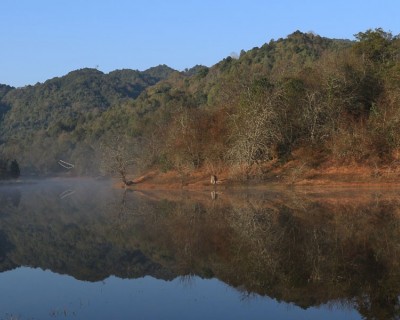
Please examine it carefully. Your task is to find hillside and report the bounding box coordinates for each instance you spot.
[0,65,176,174]
[1,29,400,182]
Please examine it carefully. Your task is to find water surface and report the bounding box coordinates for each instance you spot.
[0,178,399,319]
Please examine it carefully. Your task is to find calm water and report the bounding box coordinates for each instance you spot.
[0,179,399,319]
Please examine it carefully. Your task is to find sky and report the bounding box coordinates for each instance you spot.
[1,0,400,87]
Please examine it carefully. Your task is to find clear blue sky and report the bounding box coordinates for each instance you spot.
[1,0,399,87]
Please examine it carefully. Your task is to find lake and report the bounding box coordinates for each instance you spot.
[0,178,399,319]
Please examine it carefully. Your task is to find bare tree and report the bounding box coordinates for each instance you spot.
[99,135,135,186]
[227,81,283,169]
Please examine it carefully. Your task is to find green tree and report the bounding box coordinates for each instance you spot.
[353,28,394,65]
[0,159,20,179]
[8,159,20,178]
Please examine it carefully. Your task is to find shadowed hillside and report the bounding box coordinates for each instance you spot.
[0,65,176,175]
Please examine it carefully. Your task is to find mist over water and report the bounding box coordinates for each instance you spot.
[0,179,399,319]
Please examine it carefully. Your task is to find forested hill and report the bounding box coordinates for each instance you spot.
[1,29,399,179]
[0,64,175,129]
[0,65,176,174]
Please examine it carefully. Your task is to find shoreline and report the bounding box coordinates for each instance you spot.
[119,165,400,192]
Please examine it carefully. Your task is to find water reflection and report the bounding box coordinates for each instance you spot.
[1,180,400,319]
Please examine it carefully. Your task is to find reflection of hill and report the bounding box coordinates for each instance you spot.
[1,180,400,319]
[0,179,176,281]
[121,187,400,320]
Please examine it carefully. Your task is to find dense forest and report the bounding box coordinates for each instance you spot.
[1,28,399,181]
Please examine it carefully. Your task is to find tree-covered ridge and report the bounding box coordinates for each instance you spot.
[0,84,14,99]
[1,29,399,178]
[0,65,176,132]
[124,29,399,179]
[0,84,14,122]
[0,65,176,174]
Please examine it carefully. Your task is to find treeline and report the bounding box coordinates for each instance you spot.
[1,29,399,178]
[122,28,400,179]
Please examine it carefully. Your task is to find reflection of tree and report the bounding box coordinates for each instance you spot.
[0,231,14,267]
[221,197,400,319]
[0,182,174,281]
[3,184,400,318]
[0,187,21,210]
[126,191,400,319]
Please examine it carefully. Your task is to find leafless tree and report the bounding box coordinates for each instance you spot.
[99,135,135,186]
[227,82,283,168]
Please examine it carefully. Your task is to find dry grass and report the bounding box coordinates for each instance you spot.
[114,158,400,192]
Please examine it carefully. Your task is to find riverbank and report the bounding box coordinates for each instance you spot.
[118,161,400,191]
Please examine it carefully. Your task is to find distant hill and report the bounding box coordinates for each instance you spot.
[1,29,399,179]
[0,84,14,121]
[0,65,176,133]
[0,65,176,174]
